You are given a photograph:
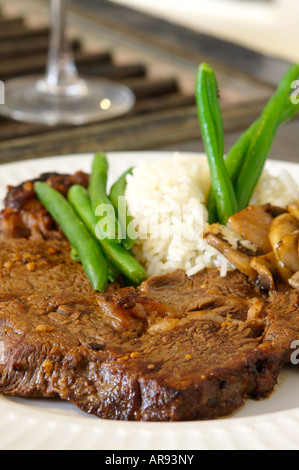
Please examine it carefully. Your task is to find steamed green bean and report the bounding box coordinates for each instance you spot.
[88,152,123,243]
[234,63,299,210]
[68,184,147,286]
[206,66,299,222]
[195,63,238,224]
[34,182,108,292]
[109,168,136,251]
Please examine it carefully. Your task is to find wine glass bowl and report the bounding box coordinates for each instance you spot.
[3,74,135,126]
[0,0,135,126]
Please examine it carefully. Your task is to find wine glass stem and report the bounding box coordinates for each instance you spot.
[44,0,80,93]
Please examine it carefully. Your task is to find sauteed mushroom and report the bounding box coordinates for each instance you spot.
[288,203,299,220]
[268,213,299,250]
[250,252,277,292]
[268,213,299,280]
[205,203,299,292]
[204,224,258,281]
[228,204,274,254]
[289,271,299,291]
[276,230,299,273]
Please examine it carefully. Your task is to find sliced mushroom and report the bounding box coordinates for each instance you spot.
[204,224,258,281]
[269,213,299,250]
[288,203,299,221]
[275,230,299,274]
[250,252,277,292]
[229,204,274,254]
[289,271,299,291]
[205,205,299,291]
[268,213,299,280]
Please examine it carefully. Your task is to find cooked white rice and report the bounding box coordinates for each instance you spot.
[250,168,299,208]
[125,154,299,278]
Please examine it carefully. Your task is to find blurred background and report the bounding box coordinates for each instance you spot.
[110,0,299,63]
[0,0,297,163]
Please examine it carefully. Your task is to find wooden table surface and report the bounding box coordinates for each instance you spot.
[0,0,297,164]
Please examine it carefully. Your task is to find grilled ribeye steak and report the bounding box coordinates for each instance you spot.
[0,237,297,421]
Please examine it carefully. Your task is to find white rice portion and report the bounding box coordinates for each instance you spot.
[250,168,299,208]
[125,155,299,278]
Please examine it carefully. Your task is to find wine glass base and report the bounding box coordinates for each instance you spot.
[0,75,135,126]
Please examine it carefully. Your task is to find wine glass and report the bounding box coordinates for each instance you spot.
[0,0,135,126]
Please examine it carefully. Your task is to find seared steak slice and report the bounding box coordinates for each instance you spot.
[262,288,299,359]
[0,238,95,297]
[0,171,89,240]
[140,269,264,322]
[0,237,295,421]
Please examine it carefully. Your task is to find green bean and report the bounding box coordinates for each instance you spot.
[226,95,299,184]
[101,237,148,287]
[206,70,299,222]
[71,244,119,284]
[205,188,221,224]
[205,120,258,222]
[195,63,238,225]
[88,152,123,243]
[109,168,136,251]
[106,258,122,283]
[234,63,299,210]
[281,94,299,122]
[71,244,120,284]
[206,67,225,162]
[68,185,120,283]
[68,184,147,286]
[34,182,108,292]
[70,246,80,262]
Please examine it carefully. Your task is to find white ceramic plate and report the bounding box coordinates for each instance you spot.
[1,151,299,451]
